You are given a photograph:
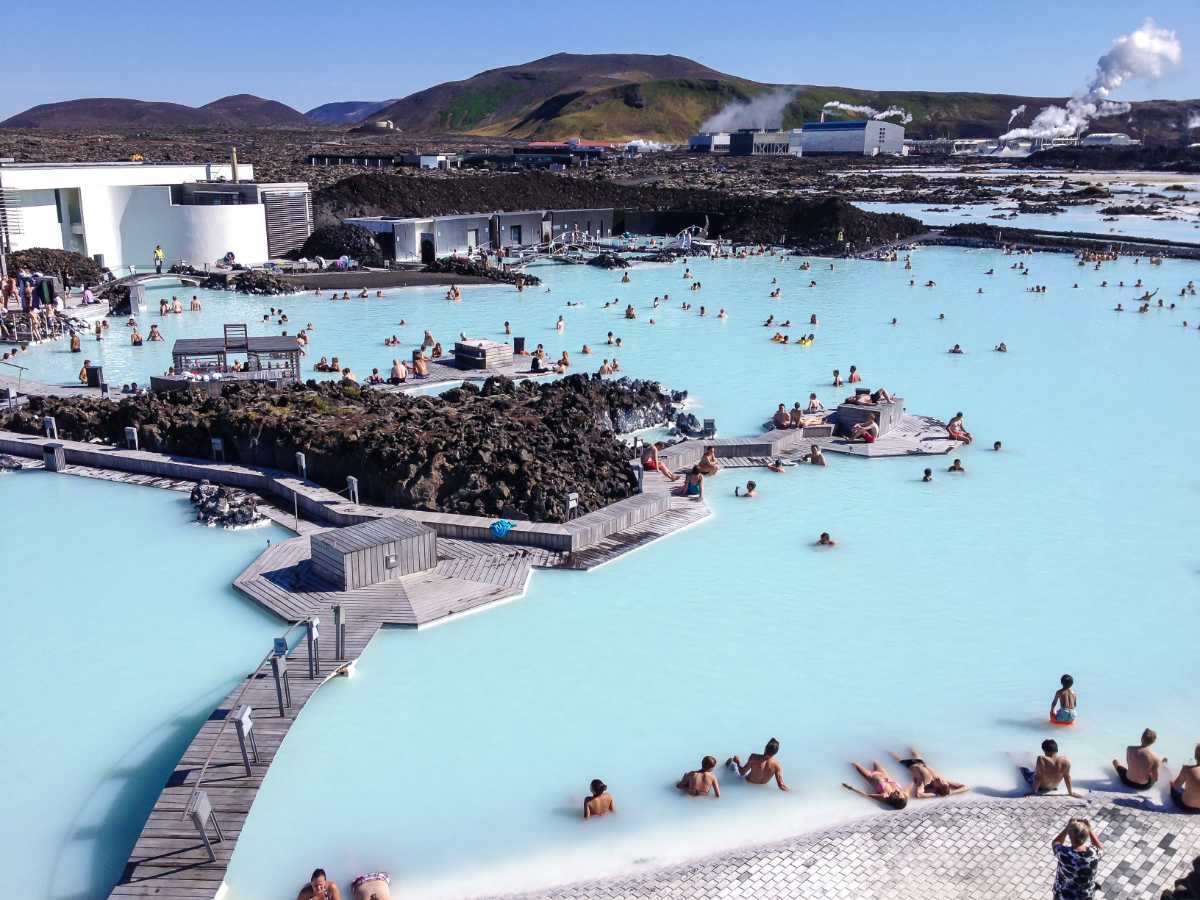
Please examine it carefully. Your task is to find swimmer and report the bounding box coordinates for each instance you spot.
[298,868,342,900]
[581,344,591,355]
[842,761,908,809]
[832,369,843,387]
[1112,729,1165,791]
[725,738,789,790]
[767,458,786,473]
[948,344,964,354]
[891,317,898,326]
[948,458,965,473]
[584,779,615,819]
[718,309,727,319]
[1050,674,1077,725]
[890,748,969,798]
[735,480,758,497]
[993,440,1002,451]
[848,365,861,384]
[676,756,721,798]
[938,313,945,320]
[817,531,835,546]
[922,468,933,482]
[995,342,1008,352]
[804,445,826,466]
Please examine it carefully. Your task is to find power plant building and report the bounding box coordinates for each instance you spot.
[727,129,804,157]
[801,120,905,155]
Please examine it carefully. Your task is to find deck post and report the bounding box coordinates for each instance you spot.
[270,654,291,716]
[124,426,138,450]
[211,437,225,462]
[186,790,223,862]
[346,475,359,505]
[306,617,320,679]
[43,442,65,472]
[333,603,346,660]
[294,451,306,479]
[232,704,259,775]
[42,416,57,439]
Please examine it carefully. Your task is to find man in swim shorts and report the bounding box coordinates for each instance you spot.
[1170,745,1200,812]
[1023,739,1078,797]
[1112,728,1164,790]
[1051,674,1077,724]
[677,756,721,797]
[726,738,789,790]
[298,868,342,900]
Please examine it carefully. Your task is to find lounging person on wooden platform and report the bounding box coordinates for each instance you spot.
[697,446,720,475]
[683,466,704,499]
[772,404,791,429]
[947,412,973,444]
[725,738,789,790]
[890,748,968,798]
[642,444,679,482]
[849,418,879,444]
[413,353,429,378]
[1171,746,1200,812]
[1112,728,1165,790]
[842,761,908,809]
[677,756,721,798]
[298,867,342,900]
[1021,739,1078,796]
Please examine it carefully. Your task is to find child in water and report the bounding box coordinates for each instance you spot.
[1051,674,1077,724]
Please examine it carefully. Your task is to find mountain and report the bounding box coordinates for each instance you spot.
[201,94,310,126]
[2,94,310,129]
[366,53,760,141]
[364,53,1200,143]
[305,100,398,125]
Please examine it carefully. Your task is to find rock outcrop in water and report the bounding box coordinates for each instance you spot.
[423,255,542,286]
[190,480,267,528]
[1,375,678,523]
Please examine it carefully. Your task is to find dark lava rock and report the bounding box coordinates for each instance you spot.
[298,223,385,268]
[230,270,296,295]
[5,248,102,284]
[190,479,266,528]
[1,374,677,523]
[424,255,542,286]
[586,252,630,269]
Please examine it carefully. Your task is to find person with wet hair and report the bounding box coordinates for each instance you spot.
[677,756,721,798]
[584,779,615,819]
[842,760,909,809]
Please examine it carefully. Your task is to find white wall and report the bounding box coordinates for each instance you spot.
[9,189,63,254]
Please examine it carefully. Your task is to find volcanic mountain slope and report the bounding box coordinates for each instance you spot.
[2,94,309,129]
[305,100,399,125]
[365,53,1199,143]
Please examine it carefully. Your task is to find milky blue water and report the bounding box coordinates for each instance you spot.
[0,473,287,900]
[12,246,1200,899]
[856,200,1200,243]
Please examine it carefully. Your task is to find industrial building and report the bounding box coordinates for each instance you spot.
[690,121,904,157]
[344,208,616,263]
[0,160,312,271]
[306,149,462,170]
[801,120,905,155]
[1079,132,1141,147]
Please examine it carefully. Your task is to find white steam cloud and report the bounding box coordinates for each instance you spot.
[822,100,913,125]
[1000,18,1182,142]
[1188,112,1200,130]
[700,89,795,132]
[1008,105,1027,125]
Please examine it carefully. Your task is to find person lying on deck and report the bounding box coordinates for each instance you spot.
[642,444,679,482]
[890,748,969,798]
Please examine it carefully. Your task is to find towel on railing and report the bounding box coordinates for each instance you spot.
[490,519,515,539]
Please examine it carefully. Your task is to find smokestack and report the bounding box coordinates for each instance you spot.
[231,146,239,183]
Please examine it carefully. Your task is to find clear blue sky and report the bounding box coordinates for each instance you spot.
[2,0,1196,119]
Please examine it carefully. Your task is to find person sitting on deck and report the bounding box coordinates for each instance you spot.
[850,416,879,443]
[772,404,792,429]
[1051,674,1077,724]
[790,402,807,428]
[1171,745,1200,812]
[1112,729,1165,791]
[891,748,969,798]
[421,330,435,348]
[947,412,973,444]
[697,446,720,476]
[431,342,443,359]
[147,324,163,342]
[584,779,615,818]
[388,359,408,385]
[1022,739,1078,796]
[677,756,721,797]
[842,760,908,809]
[298,867,342,900]
[642,443,679,482]
[557,351,570,369]
[412,353,429,378]
[131,328,144,346]
[806,393,825,414]
[725,738,789,790]
[683,466,704,499]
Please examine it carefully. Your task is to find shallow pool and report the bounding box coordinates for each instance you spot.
[0,473,287,900]
[140,247,1200,898]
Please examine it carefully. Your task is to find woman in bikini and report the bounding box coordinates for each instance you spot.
[842,761,908,809]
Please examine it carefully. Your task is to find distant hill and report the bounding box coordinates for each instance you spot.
[2,94,310,129]
[364,53,1200,143]
[305,100,398,125]
[201,94,310,126]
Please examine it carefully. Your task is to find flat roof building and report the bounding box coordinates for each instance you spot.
[728,129,804,157]
[0,160,312,272]
[802,120,905,156]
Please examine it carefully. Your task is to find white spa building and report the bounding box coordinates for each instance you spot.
[0,160,312,272]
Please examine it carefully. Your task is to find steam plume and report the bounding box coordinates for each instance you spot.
[701,89,795,132]
[1000,18,1182,142]
[822,100,912,125]
[1008,105,1027,125]
[1188,112,1200,130]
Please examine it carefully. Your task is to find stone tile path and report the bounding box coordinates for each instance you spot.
[505,795,1200,899]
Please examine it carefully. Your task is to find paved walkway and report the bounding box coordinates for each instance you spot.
[507,795,1200,900]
